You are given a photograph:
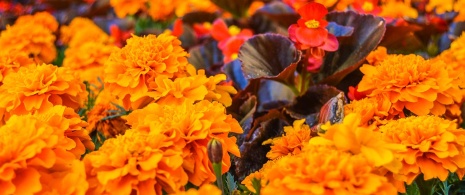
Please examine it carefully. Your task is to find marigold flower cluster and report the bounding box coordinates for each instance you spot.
[0,107,93,195]
[244,145,398,194]
[0,63,87,122]
[110,0,181,20]
[0,51,34,84]
[61,17,116,87]
[85,100,242,193]
[263,119,311,159]
[357,54,462,118]
[125,100,243,185]
[60,17,113,48]
[104,33,236,110]
[380,115,465,186]
[0,12,57,63]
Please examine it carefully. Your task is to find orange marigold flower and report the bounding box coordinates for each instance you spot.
[260,145,398,195]
[125,100,243,186]
[357,54,462,117]
[454,0,465,22]
[379,1,418,19]
[0,51,34,84]
[170,184,222,195]
[147,69,236,107]
[104,33,194,109]
[380,115,465,185]
[309,113,406,168]
[426,0,454,14]
[35,105,95,158]
[110,0,147,18]
[83,128,188,194]
[434,32,465,89]
[63,42,116,86]
[431,33,465,122]
[175,0,218,17]
[14,11,59,32]
[60,17,113,47]
[0,64,87,121]
[366,46,388,66]
[263,119,311,159]
[87,102,130,138]
[0,22,56,63]
[0,114,88,195]
[344,95,392,125]
[146,0,181,20]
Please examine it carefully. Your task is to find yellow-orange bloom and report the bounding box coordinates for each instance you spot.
[63,42,116,86]
[104,33,189,109]
[309,113,406,168]
[170,184,222,195]
[175,0,218,17]
[0,114,88,195]
[380,115,465,184]
[0,64,87,121]
[0,51,34,84]
[0,23,56,63]
[14,11,59,32]
[110,0,147,18]
[344,95,393,126]
[148,69,236,107]
[431,33,465,122]
[454,0,465,22]
[379,1,418,19]
[260,145,398,195]
[60,17,113,48]
[263,119,311,159]
[125,100,243,186]
[426,0,454,14]
[366,46,388,66]
[146,0,181,20]
[83,128,188,194]
[358,54,462,117]
[35,105,95,158]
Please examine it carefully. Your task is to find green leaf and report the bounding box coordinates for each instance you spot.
[415,174,440,195]
[404,181,420,195]
[52,46,66,67]
[251,178,261,195]
[224,172,238,195]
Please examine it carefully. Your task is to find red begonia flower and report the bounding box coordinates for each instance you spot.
[288,2,330,49]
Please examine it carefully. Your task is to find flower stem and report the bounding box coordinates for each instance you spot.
[213,162,225,195]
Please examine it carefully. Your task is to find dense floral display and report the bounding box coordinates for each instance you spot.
[1,0,465,194]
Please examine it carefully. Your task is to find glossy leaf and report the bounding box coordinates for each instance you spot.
[249,1,298,34]
[285,85,343,124]
[188,39,224,76]
[234,110,288,181]
[222,59,249,90]
[181,11,218,25]
[239,33,301,85]
[316,11,386,86]
[257,80,295,112]
[379,23,423,53]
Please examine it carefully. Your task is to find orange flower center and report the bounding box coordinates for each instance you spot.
[362,2,374,12]
[305,19,320,28]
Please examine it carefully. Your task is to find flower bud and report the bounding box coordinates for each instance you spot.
[208,138,223,164]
